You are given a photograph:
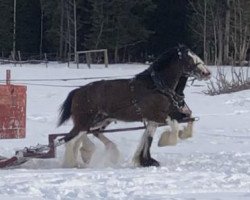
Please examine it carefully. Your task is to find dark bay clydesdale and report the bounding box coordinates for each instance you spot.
[58,45,211,167]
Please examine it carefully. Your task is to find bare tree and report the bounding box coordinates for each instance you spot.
[223,0,230,64]
[230,0,250,65]
[59,0,77,61]
[188,0,250,65]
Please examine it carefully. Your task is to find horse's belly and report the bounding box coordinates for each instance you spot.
[139,94,171,123]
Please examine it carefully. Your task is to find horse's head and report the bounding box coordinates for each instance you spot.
[177,45,211,80]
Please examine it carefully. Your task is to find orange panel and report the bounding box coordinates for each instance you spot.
[0,84,26,139]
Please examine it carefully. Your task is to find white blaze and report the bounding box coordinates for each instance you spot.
[187,51,209,74]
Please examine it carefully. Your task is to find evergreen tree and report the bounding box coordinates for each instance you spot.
[0,0,13,56]
[147,0,190,55]
[77,0,93,51]
[41,0,60,54]
[16,0,41,55]
[84,0,155,62]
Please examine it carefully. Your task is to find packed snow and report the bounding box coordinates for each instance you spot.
[0,63,250,200]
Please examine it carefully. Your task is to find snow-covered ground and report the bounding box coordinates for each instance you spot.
[0,63,250,200]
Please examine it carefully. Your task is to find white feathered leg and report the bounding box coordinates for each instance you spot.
[79,133,96,166]
[158,117,179,147]
[179,121,194,139]
[63,132,85,168]
[133,121,159,167]
[94,133,120,165]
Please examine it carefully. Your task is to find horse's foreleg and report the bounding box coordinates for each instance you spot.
[179,121,194,139]
[94,133,120,164]
[158,117,179,147]
[133,121,159,167]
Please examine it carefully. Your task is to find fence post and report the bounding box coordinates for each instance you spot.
[44,53,48,68]
[76,53,79,69]
[67,53,70,68]
[11,51,16,67]
[18,51,22,67]
[6,70,11,85]
[86,52,91,68]
[104,49,108,68]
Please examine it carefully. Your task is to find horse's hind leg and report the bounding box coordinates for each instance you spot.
[94,133,120,165]
[79,133,96,166]
[63,127,82,168]
[63,131,95,168]
[63,123,96,168]
[84,119,119,165]
[133,121,160,167]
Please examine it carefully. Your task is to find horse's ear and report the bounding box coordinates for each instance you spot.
[177,43,187,50]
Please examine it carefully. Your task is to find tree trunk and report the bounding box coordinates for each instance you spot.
[13,0,16,60]
[59,0,64,60]
[203,0,207,63]
[240,25,249,64]
[40,0,44,58]
[217,16,223,65]
[223,0,230,64]
[233,1,237,65]
[114,46,118,63]
[73,0,77,62]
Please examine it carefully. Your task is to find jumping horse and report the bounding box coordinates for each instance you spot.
[58,45,211,167]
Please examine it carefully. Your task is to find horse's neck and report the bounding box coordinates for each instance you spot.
[175,76,188,96]
[135,63,183,91]
[161,63,182,90]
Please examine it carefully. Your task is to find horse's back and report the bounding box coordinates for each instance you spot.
[71,79,133,113]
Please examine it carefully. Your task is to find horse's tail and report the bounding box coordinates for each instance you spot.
[58,89,76,127]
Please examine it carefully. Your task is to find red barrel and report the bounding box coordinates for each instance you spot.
[0,70,26,139]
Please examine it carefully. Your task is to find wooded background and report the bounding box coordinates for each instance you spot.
[0,0,250,65]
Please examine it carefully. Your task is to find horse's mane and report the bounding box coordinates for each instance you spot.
[151,47,179,71]
[136,46,180,80]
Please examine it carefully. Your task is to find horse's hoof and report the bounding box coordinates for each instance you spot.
[140,157,160,167]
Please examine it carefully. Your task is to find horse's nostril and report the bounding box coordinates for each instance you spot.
[203,71,211,76]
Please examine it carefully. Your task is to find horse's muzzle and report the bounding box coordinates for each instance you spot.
[196,64,211,80]
[201,69,211,80]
